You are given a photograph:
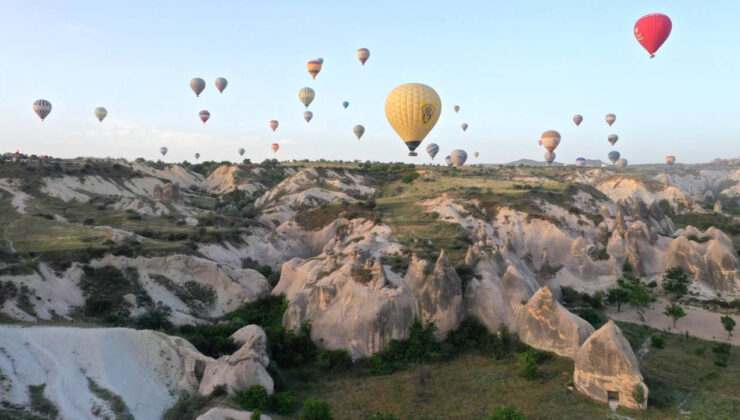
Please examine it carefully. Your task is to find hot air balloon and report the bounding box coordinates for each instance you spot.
[271,143,279,153]
[426,143,439,159]
[385,83,441,156]
[451,150,468,167]
[357,48,370,65]
[160,146,168,156]
[316,58,324,64]
[353,125,365,140]
[573,114,583,126]
[608,151,621,164]
[665,155,676,166]
[461,123,469,132]
[342,101,349,109]
[190,78,205,97]
[215,77,228,93]
[298,87,315,108]
[303,111,313,123]
[540,130,561,153]
[576,157,587,167]
[195,153,200,160]
[616,158,628,168]
[538,139,543,146]
[94,107,107,122]
[199,110,210,124]
[634,13,672,58]
[544,151,556,164]
[444,155,453,167]
[454,105,460,113]
[33,100,52,121]
[474,151,479,159]
[608,134,619,146]
[238,148,245,156]
[605,114,616,126]
[269,120,279,132]
[307,60,322,79]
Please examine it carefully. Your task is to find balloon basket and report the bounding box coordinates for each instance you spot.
[408,152,417,157]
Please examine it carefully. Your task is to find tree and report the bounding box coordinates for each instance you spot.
[663,266,690,301]
[299,397,332,420]
[624,277,654,323]
[606,285,630,312]
[721,315,736,341]
[663,303,686,328]
[489,405,527,420]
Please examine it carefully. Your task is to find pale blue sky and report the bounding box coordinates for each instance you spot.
[1,0,738,164]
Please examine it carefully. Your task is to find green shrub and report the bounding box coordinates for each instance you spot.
[366,319,440,375]
[401,172,420,184]
[489,404,526,419]
[366,414,401,420]
[518,350,539,379]
[651,334,666,349]
[299,397,332,420]
[268,392,299,415]
[633,384,645,405]
[712,342,731,367]
[235,385,269,411]
[251,409,262,420]
[316,349,352,372]
[28,384,59,418]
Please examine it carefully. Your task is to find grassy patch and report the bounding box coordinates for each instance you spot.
[87,377,134,420]
[28,384,59,419]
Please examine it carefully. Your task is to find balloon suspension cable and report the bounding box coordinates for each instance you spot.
[650,54,655,58]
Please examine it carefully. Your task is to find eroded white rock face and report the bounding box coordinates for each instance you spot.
[197,407,272,420]
[574,320,648,410]
[0,325,272,419]
[514,286,594,359]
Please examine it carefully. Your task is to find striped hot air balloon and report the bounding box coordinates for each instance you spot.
[461,123,468,132]
[605,113,616,126]
[190,78,205,97]
[271,143,279,153]
[385,83,441,156]
[540,130,561,153]
[616,158,628,168]
[608,134,619,146]
[573,114,583,126]
[238,148,245,156]
[353,125,365,140]
[357,48,370,65]
[215,77,228,93]
[160,146,168,156]
[426,143,439,159]
[454,105,460,113]
[576,157,587,167]
[307,60,322,79]
[665,155,676,165]
[199,110,210,124]
[544,151,556,164]
[298,87,315,108]
[33,99,52,121]
[303,111,313,123]
[608,151,621,164]
[195,152,200,160]
[444,155,453,167]
[269,120,279,132]
[451,150,467,167]
[94,107,107,122]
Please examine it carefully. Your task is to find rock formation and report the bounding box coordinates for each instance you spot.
[574,320,648,409]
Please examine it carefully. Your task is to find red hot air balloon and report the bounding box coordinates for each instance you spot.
[199,110,210,124]
[634,13,672,58]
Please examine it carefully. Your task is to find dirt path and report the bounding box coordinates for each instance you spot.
[606,298,739,345]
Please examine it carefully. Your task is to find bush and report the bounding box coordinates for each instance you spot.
[712,342,731,367]
[518,349,539,379]
[251,409,262,420]
[316,349,352,372]
[633,384,646,405]
[444,318,515,359]
[651,334,666,349]
[489,404,526,420]
[367,414,400,420]
[299,397,332,420]
[235,385,269,411]
[401,171,420,184]
[268,392,299,415]
[366,319,440,375]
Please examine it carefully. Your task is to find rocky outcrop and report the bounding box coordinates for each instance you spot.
[199,325,274,395]
[514,286,594,359]
[152,183,181,202]
[574,320,648,410]
[403,251,464,339]
[0,325,273,419]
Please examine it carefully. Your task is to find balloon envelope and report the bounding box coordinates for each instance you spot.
[94,107,107,122]
[271,143,279,153]
[307,60,322,79]
[238,148,245,156]
[616,158,628,168]
[199,110,210,124]
[605,114,616,126]
[444,155,453,167]
[215,77,228,93]
[451,149,467,167]
[33,99,52,121]
[353,125,365,140]
[384,83,442,156]
[303,111,313,122]
[190,78,205,97]
[665,155,676,165]
[540,130,561,153]
[608,134,619,146]
[342,101,349,109]
[269,120,279,132]
[474,151,479,159]
[454,105,460,113]
[573,114,583,126]
[634,13,672,58]
[195,153,200,160]
[298,87,315,108]
[160,147,168,156]
[575,157,587,167]
[544,151,556,164]
[608,151,621,164]
[461,123,468,132]
[357,48,370,65]
[426,143,439,159]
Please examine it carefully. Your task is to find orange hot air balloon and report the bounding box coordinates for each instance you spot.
[634,13,672,58]
[540,130,561,153]
[357,48,370,65]
[269,120,279,132]
[307,60,322,79]
[271,143,279,153]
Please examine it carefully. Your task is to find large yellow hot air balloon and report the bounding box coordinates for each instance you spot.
[298,87,315,108]
[307,60,322,79]
[540,130,561,153]
[384,83,441,156]
[665,155,676,166]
